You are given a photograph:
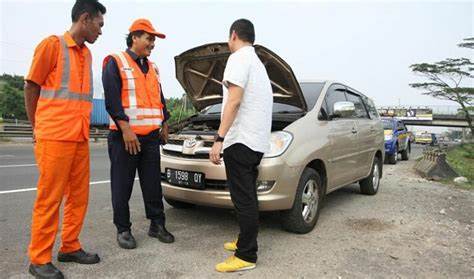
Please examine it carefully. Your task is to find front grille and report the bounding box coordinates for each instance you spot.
[162,150,210,159]
[161,173,228,190]
[167,139,184,145]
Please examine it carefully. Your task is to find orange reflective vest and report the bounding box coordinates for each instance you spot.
[34,36,93,141]
[108,51,164,135]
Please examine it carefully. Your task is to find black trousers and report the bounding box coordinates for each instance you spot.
[223,143,263,263]
[107,129,165,233]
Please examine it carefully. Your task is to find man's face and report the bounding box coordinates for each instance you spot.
[84,13,104,44]
[133,33,156,57]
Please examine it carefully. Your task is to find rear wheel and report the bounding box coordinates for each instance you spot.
[164,197,194,209]
[360,155,381,195]
[281,168,323,234]
[401,143,410,161]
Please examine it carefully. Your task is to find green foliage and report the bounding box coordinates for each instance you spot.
[447,143,474,188]
[458,37,474,49]
[0,74,24,90]
[409,37,473,134]
[165,95,197,125]
[0,82,27,120]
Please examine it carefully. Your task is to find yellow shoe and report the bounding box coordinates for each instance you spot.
[215,255,256,272]
[224,240,237,252]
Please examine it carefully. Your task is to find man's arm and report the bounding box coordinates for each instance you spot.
[209,83,244,164]
[159,86,169,144]
[24,81,41,129]
[217,83,243,137]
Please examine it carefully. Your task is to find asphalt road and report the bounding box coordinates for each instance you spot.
[2,143,472,278]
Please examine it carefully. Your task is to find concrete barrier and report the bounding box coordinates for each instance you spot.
[414,147,458,180]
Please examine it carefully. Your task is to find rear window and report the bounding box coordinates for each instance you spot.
[382,120,393,130]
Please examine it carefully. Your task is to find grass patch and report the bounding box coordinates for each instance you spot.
[446,143,474,189]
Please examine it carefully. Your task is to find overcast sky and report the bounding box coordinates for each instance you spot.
[1,0,472,109]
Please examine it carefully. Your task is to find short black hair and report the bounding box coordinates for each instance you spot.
[126,31,146,48]
[229,19,255,44]
[71,0,106,22]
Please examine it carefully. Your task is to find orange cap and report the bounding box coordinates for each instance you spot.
[129,18,166,39]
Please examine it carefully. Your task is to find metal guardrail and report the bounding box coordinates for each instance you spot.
[0,124,109,139]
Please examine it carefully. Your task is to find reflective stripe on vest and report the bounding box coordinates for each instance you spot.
[39,36,93,102]
[116,51,137,109]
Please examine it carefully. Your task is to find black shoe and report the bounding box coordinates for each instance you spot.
[28,263,64,279]
[148,223,175,243]
[117,231,137,249]
[57,249,100,264]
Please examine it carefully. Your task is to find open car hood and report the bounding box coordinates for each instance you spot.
[175,43,307,111]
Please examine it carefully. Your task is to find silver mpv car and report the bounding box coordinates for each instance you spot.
[160,43,384,233]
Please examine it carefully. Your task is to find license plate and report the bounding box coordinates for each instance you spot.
[165,168,205,189]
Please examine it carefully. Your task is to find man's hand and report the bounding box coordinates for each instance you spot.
[209,142,223,165]
[160,123,169,144]
[122,128,141,155]
[116,120,141,155]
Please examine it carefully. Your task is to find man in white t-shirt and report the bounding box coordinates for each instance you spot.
[210,19,273,273]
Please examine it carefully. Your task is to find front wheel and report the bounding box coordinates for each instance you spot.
[359,155,382,195]
[280,168,323,234]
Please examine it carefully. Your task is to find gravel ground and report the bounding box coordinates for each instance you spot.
[1,146,473,278]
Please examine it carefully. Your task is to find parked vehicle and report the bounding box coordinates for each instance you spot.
[381,118,410,164]
[91,98,109,127]
[161,43,384,233]
[415,132,437,145]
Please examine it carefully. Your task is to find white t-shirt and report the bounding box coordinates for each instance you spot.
[222,45,273,153]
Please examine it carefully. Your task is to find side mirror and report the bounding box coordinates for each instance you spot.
[332,101,355,119]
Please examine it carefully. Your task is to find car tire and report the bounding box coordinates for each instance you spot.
[387,145,398,164]
[164,197,194,209]
[280,168,323,234]
[401,143,410,161]
[360,155,382,195]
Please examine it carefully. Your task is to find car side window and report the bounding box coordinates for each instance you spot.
[345,92,370,119]
[362,96,379,119]
[397,121,405,131]
[324,84,347,117]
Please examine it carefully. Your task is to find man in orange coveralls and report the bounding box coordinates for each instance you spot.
[23,1,106,278]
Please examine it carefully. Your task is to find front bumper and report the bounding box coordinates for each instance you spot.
[160,153,301,211]
[384,139,396,155]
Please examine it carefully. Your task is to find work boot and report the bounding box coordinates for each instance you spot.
[148,222,175,243]
[117,231,137,249]
[28,262,64,279]
[57,248,100,264]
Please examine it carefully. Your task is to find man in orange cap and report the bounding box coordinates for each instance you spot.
[102,18,174,250]
[24,0,106,278]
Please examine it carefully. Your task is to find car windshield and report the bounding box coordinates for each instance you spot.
[382,120,393,130]
[201,82,325,115]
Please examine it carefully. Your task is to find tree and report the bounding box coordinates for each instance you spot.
[0,83,27,120]
[409,38,474,135]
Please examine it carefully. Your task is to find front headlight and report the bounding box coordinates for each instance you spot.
[264,131,293,158]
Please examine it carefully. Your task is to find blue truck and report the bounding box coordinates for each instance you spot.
[382,117,411,164]
[91,98,109,127]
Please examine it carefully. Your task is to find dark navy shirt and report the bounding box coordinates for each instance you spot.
[102,49,170,128]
